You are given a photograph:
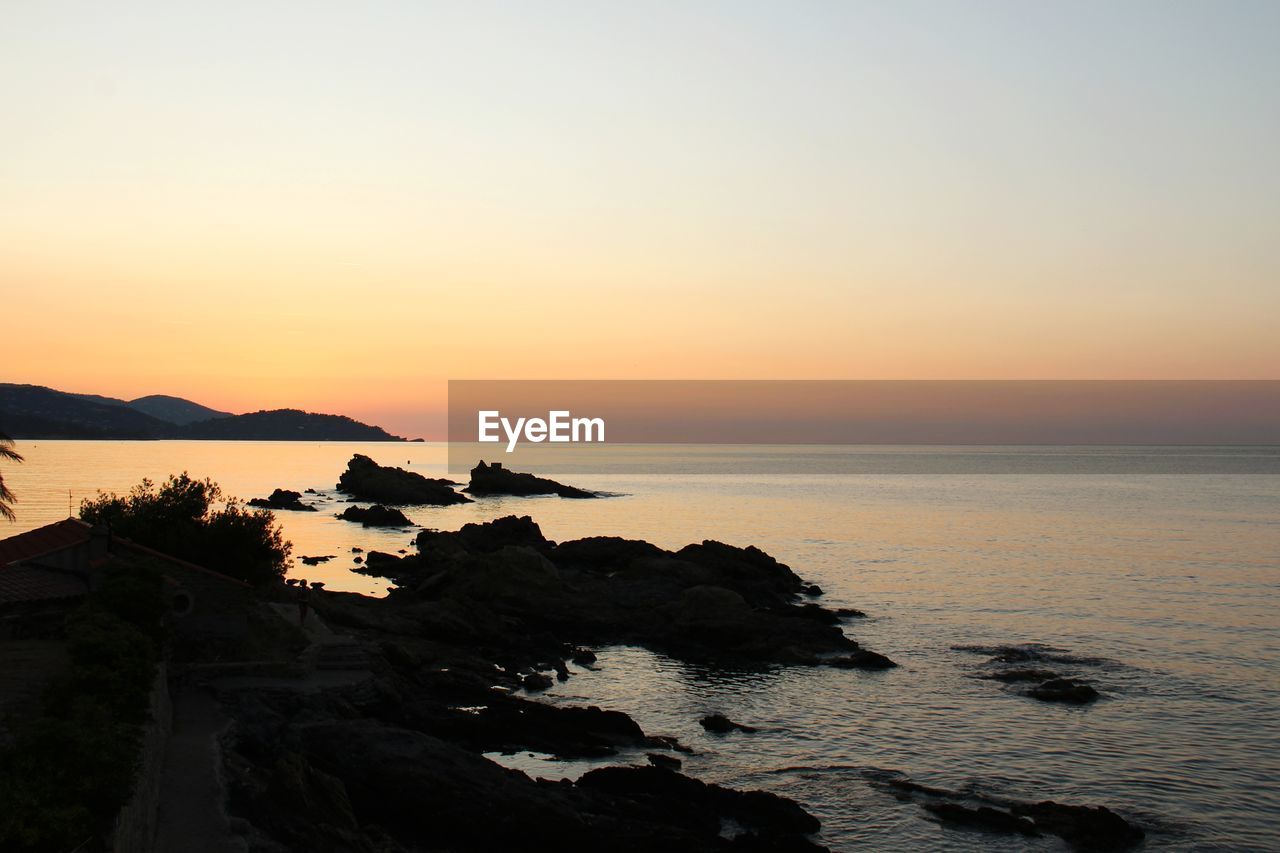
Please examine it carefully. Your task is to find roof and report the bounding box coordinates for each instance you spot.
[0,518,250,598]
[0,518,91,567]
[0,562,90,604]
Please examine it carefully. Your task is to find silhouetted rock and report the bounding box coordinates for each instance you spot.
[1026,678,1100,704]
[865,770,1143,850]
[337,454,470,505]
[248,488,317,511]
[647,752,682,770]
[578,765,822,840]
[467,460,598,499]
[923,802,1039,836]
[223,690,826,852]
[521,672,554,692]
[1010,800,1144,850]
[350,516,893,668]
[337,505,415,527]
[826,649,898,670]
[700,713,757,734]
[299,555,334,566]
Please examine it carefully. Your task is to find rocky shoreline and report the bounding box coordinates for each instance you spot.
[217,515,881,851]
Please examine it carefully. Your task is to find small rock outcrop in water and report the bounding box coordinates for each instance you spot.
[337,453,471,505]
[1026,677,1100,704]
[299,555,335,566]
[956,644,1108,705]
[700,713,757,734]
[467,460,598,499]
[348,515,893,667]
[337,505,415,527]
[865,770,1144,850]
[248,488,317,511]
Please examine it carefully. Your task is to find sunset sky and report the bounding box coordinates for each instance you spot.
[4,2,1278,437]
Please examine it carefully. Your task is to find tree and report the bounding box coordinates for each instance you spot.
[0,431,21,522]
[79,473,291,585]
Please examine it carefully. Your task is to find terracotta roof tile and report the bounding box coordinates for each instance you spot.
[0,562,89,604]
[0,518,91,567]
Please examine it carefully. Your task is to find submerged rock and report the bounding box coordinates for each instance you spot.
[337,505,415,528]
[467,460,599,499]
[1026,678,1100,704]
[1010,800,1145,850]
[923,802,1039,836]
[337,453,471,505]
[299,554,335,566]
[865,770,1143,850]
[248,488,317,511]
[700,713,757,734]
[826,649,898,670]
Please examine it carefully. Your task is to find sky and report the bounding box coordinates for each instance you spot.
[3,1,1278,438]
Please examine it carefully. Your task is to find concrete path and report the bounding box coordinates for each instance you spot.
[153,684,245,853]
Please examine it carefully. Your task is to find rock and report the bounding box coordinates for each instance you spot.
[826,649,898,670]
[1010,800,1144,850]
[248,488,317,511]
[804,584,824,596]
[417,515,550,563]
[337,505,415,527]
[864,771,1143,850]
[467,460,599,499]
[569,647,597,666]
[647,752,682,770]
[299,555,335,566]
[700,713,757,734]
[337,453,471,505]
[521,672,554,692]
[924,802,1039,836]
[398,516,892,668]
[577,765,822,840]
[1026,678,1100,704]
[550,536,666,571]
[351,547,363,553]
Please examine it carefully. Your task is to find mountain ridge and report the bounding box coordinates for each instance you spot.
[0,383,405,441]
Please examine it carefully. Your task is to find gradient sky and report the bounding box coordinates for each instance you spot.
[3,1,1278,437]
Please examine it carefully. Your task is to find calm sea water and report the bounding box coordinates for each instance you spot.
[4,441,1279,850]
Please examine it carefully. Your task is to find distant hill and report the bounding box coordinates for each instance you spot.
[182,409,403,441]
[0,384,404,441]
[1,384,173,438]
[126,394,231,425]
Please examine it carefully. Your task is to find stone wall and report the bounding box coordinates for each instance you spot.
[111,662,172,853]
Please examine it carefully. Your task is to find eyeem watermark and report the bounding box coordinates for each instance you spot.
[478,410,605,452]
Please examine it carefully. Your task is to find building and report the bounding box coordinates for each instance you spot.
[0,518,251,641]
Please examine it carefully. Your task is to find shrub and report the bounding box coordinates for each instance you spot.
[80,473,291,585]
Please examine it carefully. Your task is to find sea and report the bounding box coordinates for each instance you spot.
[4,440,1278,850]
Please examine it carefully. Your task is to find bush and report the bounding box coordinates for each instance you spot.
[80,473,291,585]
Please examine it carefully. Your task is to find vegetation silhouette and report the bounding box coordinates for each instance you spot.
[0,430,21,521]
[79,473,291,585]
